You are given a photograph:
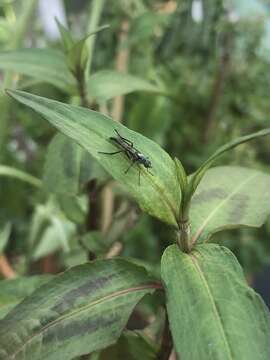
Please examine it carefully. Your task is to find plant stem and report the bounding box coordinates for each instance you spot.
[75,67,90,108]
[178,192,191,252]
[177,220,190,253]
[203,30,232,143]
[86,0,106,78]
[0,254,17,279]
[157,313,173,360]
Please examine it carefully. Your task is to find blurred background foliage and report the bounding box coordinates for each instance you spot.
[0,0,270,303]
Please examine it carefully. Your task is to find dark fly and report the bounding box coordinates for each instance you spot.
[99,129,152,184]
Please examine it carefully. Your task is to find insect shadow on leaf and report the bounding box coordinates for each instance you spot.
[98,129,153,185]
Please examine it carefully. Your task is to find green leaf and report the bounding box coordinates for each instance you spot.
[7,89,180,227]
[67,37,89,74]
[67,25,109,74]
[43,134,83,195]
[0,165,42,188]
[174,157,188,220]
[0,259,160,359]
[0,276,52,319]
[161,244,270,360]
[0,49,76,92]
[174,157,187,196]
[87,70,161,102]
[28,201,75,256]
[190,166,270,243]
[188,128,270,197]
[32,219,74,260]
[99,330,157,360]
[43,134,105,195]
[0,223,11,253]
[55,18,74,52]
[57,195,86,224]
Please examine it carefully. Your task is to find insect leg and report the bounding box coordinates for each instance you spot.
[98,150,123,155]
[124,159,137,174]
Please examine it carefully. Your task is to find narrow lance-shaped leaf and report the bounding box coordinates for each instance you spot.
[67,25,109,74]
[87,70,163,102]
[55,18,74,52]
[161,244,270,360]
[7,89,180,227]
[188,128,270,196]
[174,158,187,196]
[0,49,76,92]
[0,259,160,360]
[190,166,270,243]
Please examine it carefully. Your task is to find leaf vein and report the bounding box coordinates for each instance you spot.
[191,173,258,243]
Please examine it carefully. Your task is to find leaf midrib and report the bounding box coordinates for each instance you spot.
[7,282,160,359]
[191,173,258,243]
[140,166,179,223]
[190,253,233,360]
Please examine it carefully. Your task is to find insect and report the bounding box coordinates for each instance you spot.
[99,129,152,185]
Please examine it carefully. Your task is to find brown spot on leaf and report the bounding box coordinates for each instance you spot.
[52,274,115,314]
[192,188,227,205]
[227,194,249,223]
[43,315,118,343]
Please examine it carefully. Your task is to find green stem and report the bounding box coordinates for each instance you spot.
[86,0,106,78]
[178,219,191,253]
[0,165,42,188]
[75,67,89,108]
[178,190,191,252]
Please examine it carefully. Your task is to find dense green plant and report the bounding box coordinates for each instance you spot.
[1,87,270,359]
[1,1,270,359]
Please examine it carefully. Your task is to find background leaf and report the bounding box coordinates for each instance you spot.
[43,134,83,195]
[99,330,157,360]
[55,18,74,52]
[0,165,42,188]
[0,259,159,360]
[87,70,162,102]
[31,218,74,260]
[0,49,75,92]
[188,128,270,196]
[190,166,270,243]
[161,244,270,360]
[7,89,180,227]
